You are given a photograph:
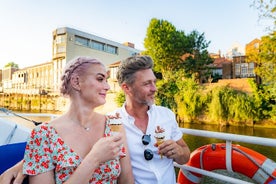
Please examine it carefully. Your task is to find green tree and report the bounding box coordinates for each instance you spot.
[175,76,206,122]
[252,0,276,30]
[143,18,213,111]
[251,0,276,121]
[5,62,19,68]
[143,18,189,77]
[247,32,276,121]
[182,30,213,83]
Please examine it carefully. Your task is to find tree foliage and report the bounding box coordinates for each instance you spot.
[144,18,213,83]
[252,0,276,30]
[175,76,206,122]
[4,62,19,68]
[143,18,213,112]
[207,86,255,125]
[182,30,213,83]
[143,18,189,76]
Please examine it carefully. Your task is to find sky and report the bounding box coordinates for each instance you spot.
[0,0,272,69]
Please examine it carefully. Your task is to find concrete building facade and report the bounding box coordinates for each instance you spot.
[2,27,141,95]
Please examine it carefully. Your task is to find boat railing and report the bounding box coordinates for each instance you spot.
[174,128,276,184]
[0,112,58,125]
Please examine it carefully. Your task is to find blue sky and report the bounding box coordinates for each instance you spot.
[0,0,272,68]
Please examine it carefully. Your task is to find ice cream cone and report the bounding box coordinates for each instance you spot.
[154,125,166,159]
[155,137,165,158]
[110,124,122,134]
[107,113,126,157]
[108,112,122,135]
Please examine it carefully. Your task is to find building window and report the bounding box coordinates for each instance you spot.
[56,35,66,44]
[106,44,117,54]
[235,64,240,76]
[75,35,89,47]
[91,40,104,51]
[57,45,65,53]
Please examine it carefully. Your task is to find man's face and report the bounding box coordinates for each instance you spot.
[127,69,157,106]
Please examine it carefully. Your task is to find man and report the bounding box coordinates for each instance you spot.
[0,55,190,184]
[113,55,190,183]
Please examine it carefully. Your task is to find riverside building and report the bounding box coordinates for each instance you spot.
[0,27,140,112]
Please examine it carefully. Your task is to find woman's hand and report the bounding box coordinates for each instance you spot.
[0,160,26,184]
[86,133,124,165]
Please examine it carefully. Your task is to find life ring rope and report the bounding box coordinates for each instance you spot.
[231,146,276,180]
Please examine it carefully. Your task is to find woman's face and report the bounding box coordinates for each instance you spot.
[77,63,110,107]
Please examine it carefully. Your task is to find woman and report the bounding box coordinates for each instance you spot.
[22,57,133,184]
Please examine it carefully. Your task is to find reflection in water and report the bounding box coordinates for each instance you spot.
[181,123,276,162]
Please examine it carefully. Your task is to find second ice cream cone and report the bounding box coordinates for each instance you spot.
[154,125,166,159]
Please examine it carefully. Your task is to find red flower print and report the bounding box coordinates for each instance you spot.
[104,167,111,173]
[42,125,48,131]
[31,131,36,138]
[27,170,35,175]
[44,147,52,153]
[122,146,126,153]
[35,138,40,146]
[57,138,64,145]
[35,155,40,163]
[28,162,33,167]
[59,173,66,180]
[69,158,74,165]
[41,161,49,169]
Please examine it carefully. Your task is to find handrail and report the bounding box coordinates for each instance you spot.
[180,128,276,147]
[174,128,276,184]
[174,164,254,184]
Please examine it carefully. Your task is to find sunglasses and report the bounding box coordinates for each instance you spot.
[142,134,153,161]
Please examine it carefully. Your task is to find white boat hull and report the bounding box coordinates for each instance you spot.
[0,118,31,146]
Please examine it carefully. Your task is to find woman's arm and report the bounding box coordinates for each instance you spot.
[29,170,55,184]
[117,127,134,184]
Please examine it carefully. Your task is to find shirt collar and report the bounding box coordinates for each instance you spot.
[122,102,154,115]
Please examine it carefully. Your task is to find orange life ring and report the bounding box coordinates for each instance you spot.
[177,143,276,184]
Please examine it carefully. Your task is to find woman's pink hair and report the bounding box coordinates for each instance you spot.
[60,56,104,96]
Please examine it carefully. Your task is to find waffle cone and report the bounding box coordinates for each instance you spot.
[110,124,122,132]
[155,138,165,146]
[155,137,165,158]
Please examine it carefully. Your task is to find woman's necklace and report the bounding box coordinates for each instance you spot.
[79,123,91,131]
[83,126,90,131]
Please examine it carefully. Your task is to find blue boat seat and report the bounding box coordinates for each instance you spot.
[0,142,26,175]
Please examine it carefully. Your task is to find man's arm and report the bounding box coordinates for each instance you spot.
[0,160,26,184]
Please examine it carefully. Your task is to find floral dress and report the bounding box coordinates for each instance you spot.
[23,118,126,184]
